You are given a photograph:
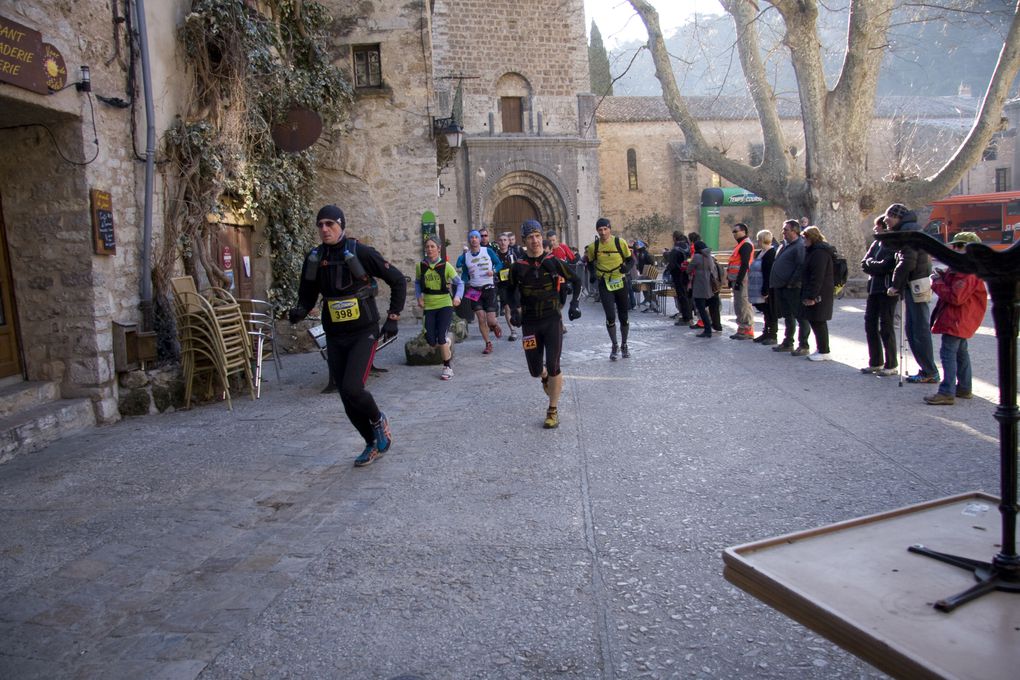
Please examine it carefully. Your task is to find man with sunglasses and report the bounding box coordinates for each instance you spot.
[727,222,755,339]
[289,205,406,468]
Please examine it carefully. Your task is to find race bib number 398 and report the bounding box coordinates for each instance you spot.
[328,299,361,322]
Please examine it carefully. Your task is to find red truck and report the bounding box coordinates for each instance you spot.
[922,191,1019,250]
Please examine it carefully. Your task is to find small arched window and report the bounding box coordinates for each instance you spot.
[627,148,639,191]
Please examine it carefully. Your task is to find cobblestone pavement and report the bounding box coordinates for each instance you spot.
[0,294,1008,679]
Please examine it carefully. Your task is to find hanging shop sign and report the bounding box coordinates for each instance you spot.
[0,15,48,95]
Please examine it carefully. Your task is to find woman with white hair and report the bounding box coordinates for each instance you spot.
[749,229,778,344]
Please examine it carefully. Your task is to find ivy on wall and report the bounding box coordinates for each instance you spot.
[161,0,353,311]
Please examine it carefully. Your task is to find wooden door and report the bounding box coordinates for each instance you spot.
[0,193,22,379]
[491,196,540,241]
[212,225,255,299]
[501,97,523,133]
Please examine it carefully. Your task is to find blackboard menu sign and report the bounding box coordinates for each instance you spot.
[90,189,115,255]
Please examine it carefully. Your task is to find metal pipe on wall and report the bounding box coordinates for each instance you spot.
[133,0,155,331]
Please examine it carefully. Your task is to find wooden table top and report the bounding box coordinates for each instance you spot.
[723,492,1019,680]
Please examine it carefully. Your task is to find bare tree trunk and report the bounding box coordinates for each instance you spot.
[812,205,868,271]
[627,0,1020,269]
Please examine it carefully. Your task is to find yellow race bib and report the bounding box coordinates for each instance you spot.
[328,298,361,322]
[605,275,624,291]
[499,268,510,282]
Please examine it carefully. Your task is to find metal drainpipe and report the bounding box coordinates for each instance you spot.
[134,0,155,331]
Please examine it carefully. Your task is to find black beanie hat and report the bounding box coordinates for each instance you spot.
[595,217,611,228]
[521,219,542,237]
[316,204,345,226]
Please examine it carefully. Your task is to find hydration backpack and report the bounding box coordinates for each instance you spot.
[832,248,849,294]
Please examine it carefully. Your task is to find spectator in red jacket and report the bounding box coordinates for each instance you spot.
[923,232,988,405]
[546,230,576,263]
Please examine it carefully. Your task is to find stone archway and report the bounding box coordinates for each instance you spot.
[477,167,572,241]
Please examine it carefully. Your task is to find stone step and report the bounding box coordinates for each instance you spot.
[0,397,96,465]
[0,380,60,418]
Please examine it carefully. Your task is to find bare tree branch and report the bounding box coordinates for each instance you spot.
[720,0,789,179]
[890,0,1020,204]
[629,0,758,186]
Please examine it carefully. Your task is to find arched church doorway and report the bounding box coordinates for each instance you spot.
[491,196,539,240]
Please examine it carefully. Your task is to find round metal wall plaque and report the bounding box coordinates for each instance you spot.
[270,106,323,152]
[42,43,67,92]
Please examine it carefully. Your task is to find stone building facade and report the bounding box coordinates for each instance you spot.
[0,0,601,434]
[595,94,1000,252]
[314,0,439,277]
[0,1,194,424]
[430,0,599,251]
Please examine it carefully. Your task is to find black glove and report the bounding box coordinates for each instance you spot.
[288,307,305,324]
[510,309,521,327]
[732,281,742,291]
[568,302,581,321]
[381,317,399,337]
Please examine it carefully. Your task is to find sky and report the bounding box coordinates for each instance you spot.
[583,0,724,49]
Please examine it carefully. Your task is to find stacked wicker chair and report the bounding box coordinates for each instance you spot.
[170,277,255,410]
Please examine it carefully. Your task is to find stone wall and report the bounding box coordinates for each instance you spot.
[432,0,589,101]
[0,0,192,423]
[317,0,440,280]
[429,0,598,250]
[595,119,799,250]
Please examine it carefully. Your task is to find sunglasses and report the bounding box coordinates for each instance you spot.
[951,242,967,249]
[317,220,339,228]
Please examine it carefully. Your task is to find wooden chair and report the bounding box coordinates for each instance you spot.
[203,286,283,399]
[170,275,199,299]
[171,289,254,410]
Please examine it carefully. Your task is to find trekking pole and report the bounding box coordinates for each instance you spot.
[898,297,905,387]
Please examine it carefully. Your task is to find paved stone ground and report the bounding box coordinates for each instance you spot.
[0,294,1008,679]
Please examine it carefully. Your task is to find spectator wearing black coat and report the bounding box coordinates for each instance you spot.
[769,219,810,354]
[665,230,693,324]
[801,226,835,361]
[860,216,898,375]
[886,203,939,383]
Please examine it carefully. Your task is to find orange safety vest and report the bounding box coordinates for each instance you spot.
[727,238,754,281]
